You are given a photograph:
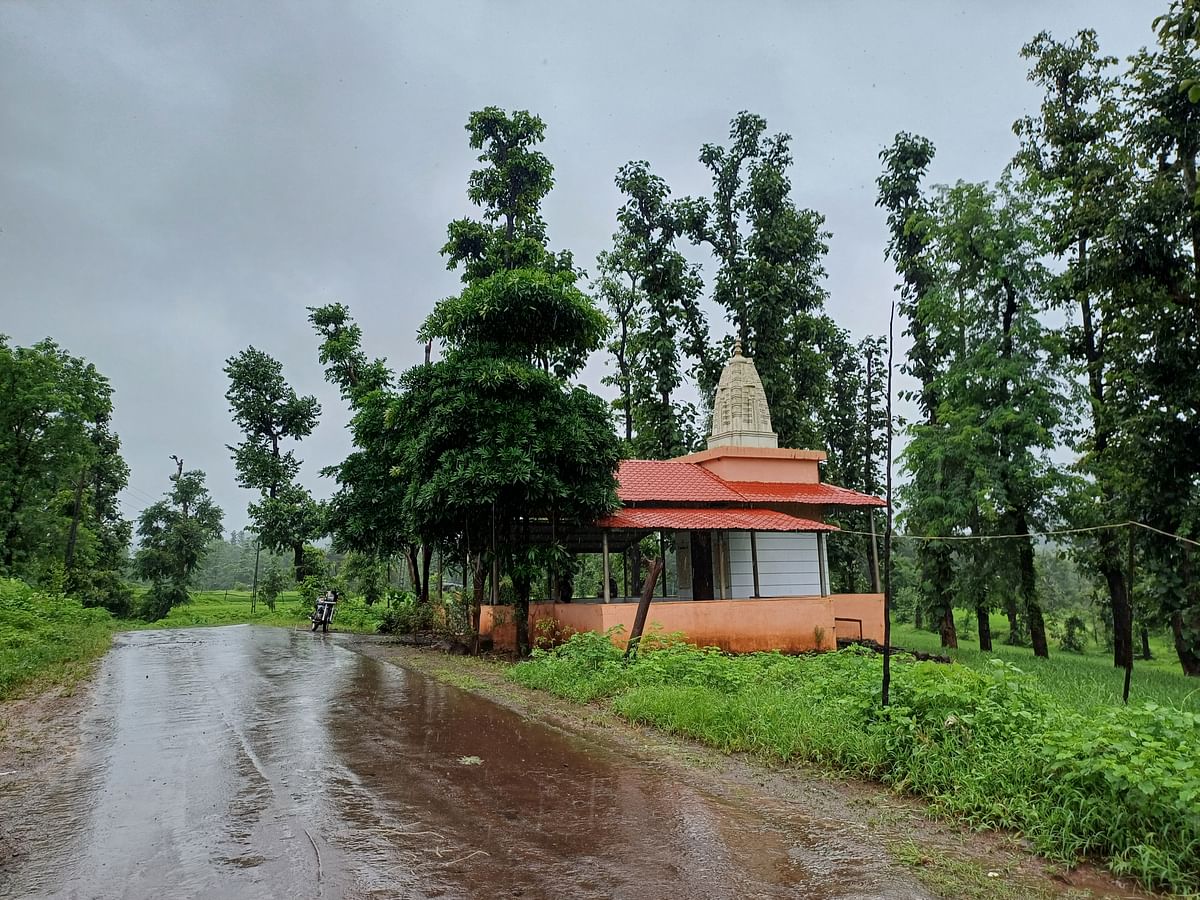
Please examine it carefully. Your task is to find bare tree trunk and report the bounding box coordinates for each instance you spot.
[420,544,432,605]
[1171,610,1200,676]
[1015,523,1048,659]
[1005,593,1022,645]
[64,471,86,570]
[977,598,993,651]
[471,553,485,654]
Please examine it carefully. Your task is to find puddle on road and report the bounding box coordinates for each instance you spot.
[1,627,924,899]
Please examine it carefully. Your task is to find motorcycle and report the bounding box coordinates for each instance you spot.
[311,593,338,633]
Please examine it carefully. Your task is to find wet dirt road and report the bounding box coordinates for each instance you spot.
[1,627,932,899]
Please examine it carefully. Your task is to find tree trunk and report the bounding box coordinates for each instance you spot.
[922,543,957,648]
[64,472,86,571]
[939,605,958,649]
[1100,545,1133,670]
[420,545,432,605]
[406,546,422,600]
[1004,588,1022,644]
[292,542,306,583]
[513,577,531,657]
[914,604,923,630]
[1141,626,1152,661]
[471,553,485,654]
[1015,526,1048,659]
[1171,610,1200,676]
[977,598,993,651]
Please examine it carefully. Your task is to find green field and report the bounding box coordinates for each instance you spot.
[124,589,389,634]
[890,614,1198,713]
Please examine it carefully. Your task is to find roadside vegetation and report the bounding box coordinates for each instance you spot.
[0,578,116,700]
[512,632,1200,895]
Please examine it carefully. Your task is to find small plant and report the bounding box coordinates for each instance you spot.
[533,616,576,650]
[1058,614,1088,653]
[377,596,435,634]
[259,565,286,612]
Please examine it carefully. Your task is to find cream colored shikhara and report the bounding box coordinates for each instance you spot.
[707,341,779,449]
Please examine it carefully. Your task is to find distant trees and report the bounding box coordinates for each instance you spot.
[224,347,323,582]
[134,459,223,620]
[0,336,131,613]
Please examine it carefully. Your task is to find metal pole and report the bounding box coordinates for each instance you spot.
[1124,525,1135,704]
[660,531,668,597]
[882,303,896,708]
[602,532,611,603]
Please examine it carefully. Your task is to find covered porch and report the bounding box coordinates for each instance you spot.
[479,505,884,654]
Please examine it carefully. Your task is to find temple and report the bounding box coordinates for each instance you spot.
[479,342,886,653]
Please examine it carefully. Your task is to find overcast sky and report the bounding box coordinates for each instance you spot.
[1,1,1162,532]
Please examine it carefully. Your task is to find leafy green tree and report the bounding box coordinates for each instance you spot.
[342,551,387,606]
[595,161,705,458]
[224,347,323,581]
[307,303,434,601]
[134,460,223,620]
[688,112,833,447]
[917,178,1066,658]
[1013,29,1138,669]
[400,107,620,655]
[822,329,886,593]
[877,133,958,648]
[259,563,286,612]
[0,336,131,606]
[1114,23,1200,675]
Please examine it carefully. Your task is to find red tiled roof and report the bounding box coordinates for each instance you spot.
[616,460,745,504]
[596,506,839,533]
[723,481,886,507]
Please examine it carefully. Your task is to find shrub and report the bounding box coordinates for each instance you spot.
[1059,614,1088,653]
[377,596,435,635]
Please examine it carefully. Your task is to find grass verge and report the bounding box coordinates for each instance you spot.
[510,632,1200,896]
[891,615,1198,714]
[0,578,116,700]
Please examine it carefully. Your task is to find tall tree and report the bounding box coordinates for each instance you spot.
[919,178,1066,659]
[877,133,959,648]
[134,460,223,620]
[400,107,620,655]
[822,329,887,593]
[307,304,426,597]
[224,347,323,582]
[0,336,130,603]
[1013,30,1137,669]
[689,112,833,448]
[595,161,705,459]
[1115,23,1200,674]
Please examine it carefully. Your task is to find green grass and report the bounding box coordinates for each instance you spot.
[511,632,1200,896]
[0,578,117,699]
[122,589,388,634]
[891,614,1199,713]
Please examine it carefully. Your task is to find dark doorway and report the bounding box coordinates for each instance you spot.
[690,530,714,601]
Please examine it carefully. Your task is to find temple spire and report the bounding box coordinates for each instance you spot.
[707,342,778,449]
